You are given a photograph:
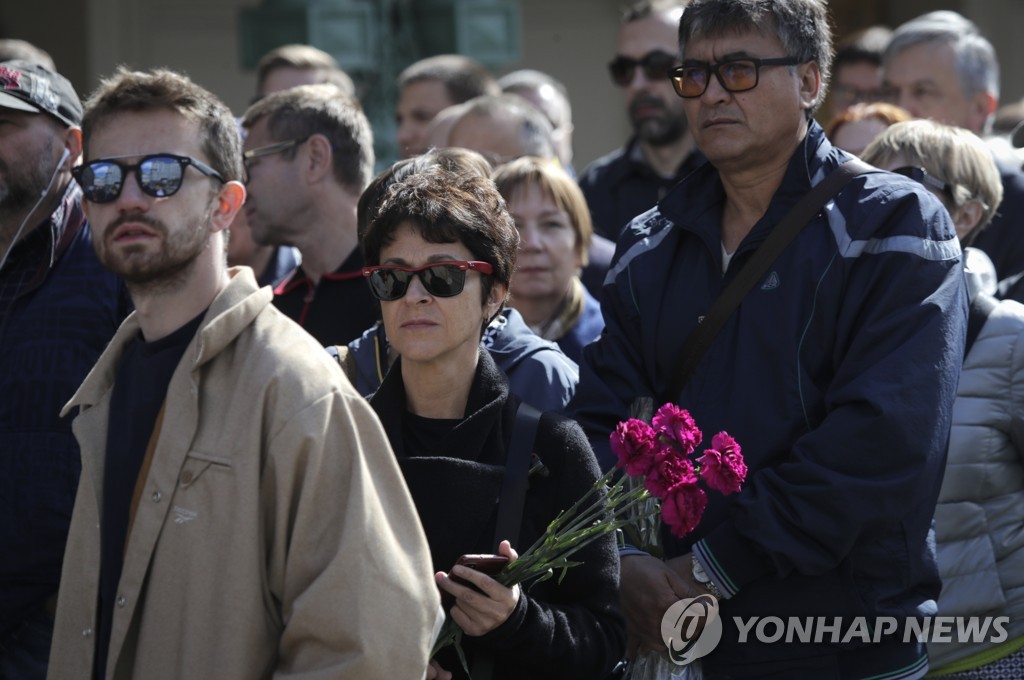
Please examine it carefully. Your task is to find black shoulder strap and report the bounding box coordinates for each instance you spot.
[965,293,998,358]
[665,158,873,401]
[493,401,542,551]
[473,401,541,680]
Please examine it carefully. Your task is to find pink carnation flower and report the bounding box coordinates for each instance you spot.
[644,447,698,499]
[610,418,659,477]
[660,484,708,538]
[652,403,702,455]
[697,432,747,495]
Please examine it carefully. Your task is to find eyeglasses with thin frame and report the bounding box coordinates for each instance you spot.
[891,166,953,199]
[242,137,309,182]
[608,50,679,87]
[670,56,802,98]
[361,261,494,301]
[72,153,225,204]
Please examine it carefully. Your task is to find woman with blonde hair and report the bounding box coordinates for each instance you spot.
[862,119,1001,245]
[863,120,1023,679]
[492,157,603,363]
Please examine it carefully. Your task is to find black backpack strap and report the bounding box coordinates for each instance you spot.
[665,158,873,400]
[471,401,541,680]
[493,401,542,550]
[965,293,998,358]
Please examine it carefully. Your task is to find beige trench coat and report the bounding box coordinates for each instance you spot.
[48,268,440,680]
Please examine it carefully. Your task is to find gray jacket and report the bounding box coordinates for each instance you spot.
[929,248,1024,668]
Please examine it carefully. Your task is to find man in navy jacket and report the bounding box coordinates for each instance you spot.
[0,60,127,678]
[570,1,966,678]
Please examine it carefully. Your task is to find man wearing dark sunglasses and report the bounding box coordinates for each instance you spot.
[571,1,967,678]
[241,84,380,347]
[0,59,128,680]
[578,0,703,241]
[49,67,441,679]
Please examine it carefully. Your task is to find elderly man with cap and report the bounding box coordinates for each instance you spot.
[0,60,127,678]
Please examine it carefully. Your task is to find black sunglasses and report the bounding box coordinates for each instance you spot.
[361,261,494,301]
[892,166,953,198]
[670,56,801,98]
[608,51,678,87]
[73,153,225,204]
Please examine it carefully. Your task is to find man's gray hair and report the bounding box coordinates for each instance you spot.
[884,11,999,103]
[678,0,833,115]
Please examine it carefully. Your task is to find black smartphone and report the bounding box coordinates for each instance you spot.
[442,554,510,607]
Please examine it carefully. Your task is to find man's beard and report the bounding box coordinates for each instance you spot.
[96,204,213,295]
[630,95,687,147]
[0,139,55,225]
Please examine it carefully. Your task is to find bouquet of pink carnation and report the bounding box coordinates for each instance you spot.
[612,399,746,555]
[612,399,746,679]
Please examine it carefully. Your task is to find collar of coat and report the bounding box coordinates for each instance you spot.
[61,267,271,415]
[370,348,513,465]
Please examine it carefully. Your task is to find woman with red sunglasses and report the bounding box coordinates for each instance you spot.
[361,167,624,680]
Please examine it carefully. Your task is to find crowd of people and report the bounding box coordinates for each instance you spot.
[2,0,1023,678]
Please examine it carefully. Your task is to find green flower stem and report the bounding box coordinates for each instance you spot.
[430,467,658,669]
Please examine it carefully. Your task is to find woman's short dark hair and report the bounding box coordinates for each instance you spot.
[362,167,519,307]
[356,148,492,241]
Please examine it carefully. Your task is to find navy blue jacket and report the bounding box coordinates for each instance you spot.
[0,184,128,638]
[578,135,705,240]
[570,124,967,676]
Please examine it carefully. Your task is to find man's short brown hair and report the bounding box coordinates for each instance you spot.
[81,67,242,182]
[243,83,374,192]
[397,54,500,105]
[255,44,356,99]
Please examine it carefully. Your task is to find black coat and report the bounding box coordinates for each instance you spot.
[370,350,625,679]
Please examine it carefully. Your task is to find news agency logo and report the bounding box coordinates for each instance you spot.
[661,594,723,665]
[733,615,1011,645]
[657,606,1010,664]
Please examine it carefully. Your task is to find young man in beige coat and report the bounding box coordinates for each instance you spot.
[47,67,441,680]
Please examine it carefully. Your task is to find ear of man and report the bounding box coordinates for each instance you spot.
[797,61,822,112]
[63,127,83,166]
[210,182,246,233]
[304,133,335,184]
[969,90,998,134]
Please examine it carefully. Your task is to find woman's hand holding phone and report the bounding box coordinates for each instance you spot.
[436,540,521,636]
